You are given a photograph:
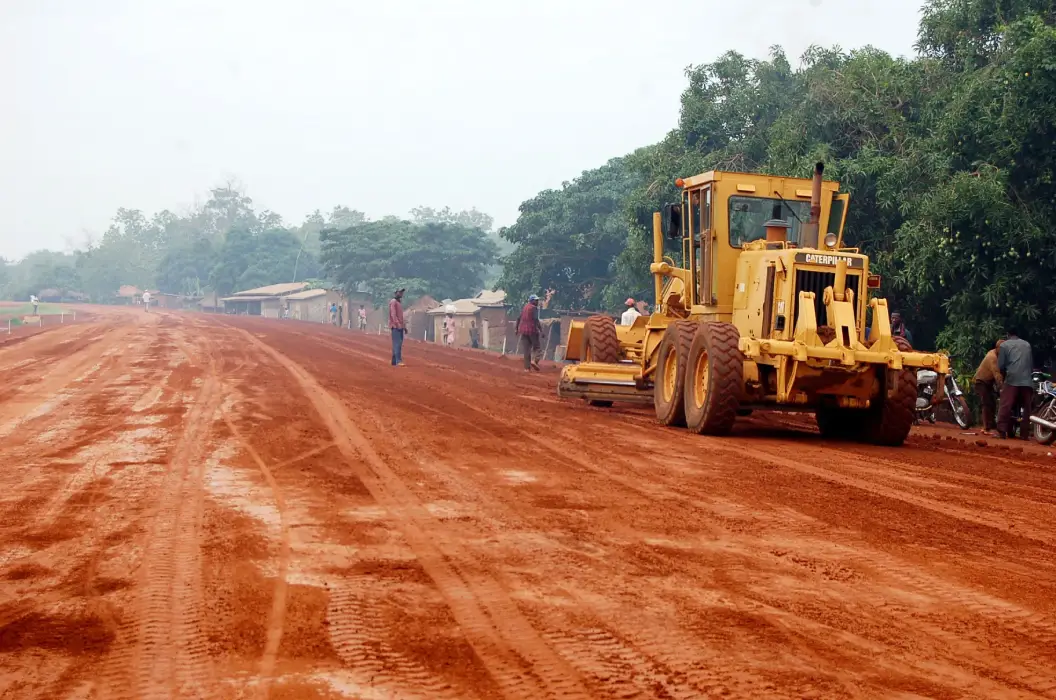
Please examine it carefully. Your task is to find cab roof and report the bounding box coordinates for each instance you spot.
[679,170,840,195]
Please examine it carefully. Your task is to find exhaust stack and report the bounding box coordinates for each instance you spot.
[802,162,824,249]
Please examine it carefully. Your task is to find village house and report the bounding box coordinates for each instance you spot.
[221,282,310,317]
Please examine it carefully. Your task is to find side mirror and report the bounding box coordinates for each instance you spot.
[662,203,682,239]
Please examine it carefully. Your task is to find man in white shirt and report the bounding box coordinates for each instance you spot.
[620,297,641,326]
[30,294,39,315]
[141,291,151,312]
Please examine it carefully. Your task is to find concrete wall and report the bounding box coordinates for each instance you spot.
[261,298,283,319]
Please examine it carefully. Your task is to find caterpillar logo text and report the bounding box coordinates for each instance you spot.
[795,252,864,268]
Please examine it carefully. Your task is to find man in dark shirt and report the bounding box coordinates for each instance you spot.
[389,289,406,366]
[517,294,542,372]
[890,311,914,346]
[997,328,1034,439]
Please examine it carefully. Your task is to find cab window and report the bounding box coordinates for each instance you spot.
[728,196,810,246]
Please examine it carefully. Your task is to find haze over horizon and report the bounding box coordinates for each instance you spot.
[1,0,927,261]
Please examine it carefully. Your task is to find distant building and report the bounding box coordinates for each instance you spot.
[221,282,311,317]
[284,288,347,324]
[426,289,509,350]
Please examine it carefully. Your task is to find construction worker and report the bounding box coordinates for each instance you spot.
[890,311,913,346]
[621,297,641,326]
[997,328,1034,439]
[389,289,406,366]
[974,339,1004,435]
[518,294,543,372]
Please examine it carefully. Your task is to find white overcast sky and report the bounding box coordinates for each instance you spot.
[1,0,926,260]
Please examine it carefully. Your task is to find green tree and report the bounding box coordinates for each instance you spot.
[320,219,497,302]
[498,158,640,310]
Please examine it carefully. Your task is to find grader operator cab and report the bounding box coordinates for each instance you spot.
[558,163,949,446]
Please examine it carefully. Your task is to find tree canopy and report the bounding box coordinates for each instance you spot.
[2,185,498,306]
[499,0,1056,368]
[319,219,498,302]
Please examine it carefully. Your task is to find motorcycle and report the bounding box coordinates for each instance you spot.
[916,368,972,429]
[1029,373,1056,445]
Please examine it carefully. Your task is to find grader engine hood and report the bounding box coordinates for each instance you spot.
[737,249,947,393]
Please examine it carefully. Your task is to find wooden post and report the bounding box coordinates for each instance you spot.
[502,337,507,355]
[60,312,64,324]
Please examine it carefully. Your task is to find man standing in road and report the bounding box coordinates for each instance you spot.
[30,294,39,315]
[358,304,367,331]
[974,339,1004,435]
[518,294,543,372]
[620,298,641,326]
[997,328,1034,439]
[141,291,151,312]
[389,289,406,366]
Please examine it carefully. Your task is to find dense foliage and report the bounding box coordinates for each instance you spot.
[1,183,498,305]
[499,0,1056,368]
[318,218,498,302]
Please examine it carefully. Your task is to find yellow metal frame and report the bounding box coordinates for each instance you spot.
[559,167,949,409]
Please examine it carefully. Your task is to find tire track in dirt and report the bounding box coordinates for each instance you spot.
[0,324,131,438]
[233,326,593,700]
[326,584,463,700]
[247,329,842,697]
[218,412,291,691]
[120,341,223,699]
[321,336,1056,696]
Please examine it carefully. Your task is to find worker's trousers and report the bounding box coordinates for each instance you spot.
[974,381,998,431]
[519,333,541,370]
[391,328,405,365]
[997,384,1033,438]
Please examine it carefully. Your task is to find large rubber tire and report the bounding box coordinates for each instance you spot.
[653,321,698,427]
[683,322,743,435]
[858,336,917,446]
[581,315,620,364]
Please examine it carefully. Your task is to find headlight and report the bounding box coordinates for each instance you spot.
[823,232,838,248]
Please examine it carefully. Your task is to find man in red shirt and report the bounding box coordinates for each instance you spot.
[389,288,406,366]
[517,294,543,372]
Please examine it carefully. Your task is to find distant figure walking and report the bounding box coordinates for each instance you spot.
[444,311,458,346]
[518,294,543,372]
[30,294,39,315]
[358,305,367,331]
[329,302,338,325]
[469,320,480,349]
[997,328,1034,439]
[389,289,406,366]
[141,291,151,312]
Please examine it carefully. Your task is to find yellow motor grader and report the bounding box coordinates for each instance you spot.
[558,163,949,445]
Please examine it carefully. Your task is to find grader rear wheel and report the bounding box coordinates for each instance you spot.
[581,315,620,364]
[683,322,743,435]
[653,321,698,427]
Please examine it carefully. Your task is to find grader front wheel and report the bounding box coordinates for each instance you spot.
[683,322,743,435]
[653,321,698,427]
[581,315,620,407]
[581,315,620,364]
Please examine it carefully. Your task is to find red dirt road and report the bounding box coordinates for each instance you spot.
[1,309,1055,699]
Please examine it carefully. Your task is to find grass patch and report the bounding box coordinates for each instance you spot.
[0,302,71,317]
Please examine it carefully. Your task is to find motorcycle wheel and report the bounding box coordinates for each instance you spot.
[1033,401,1056,446]
[952,396,972,429]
